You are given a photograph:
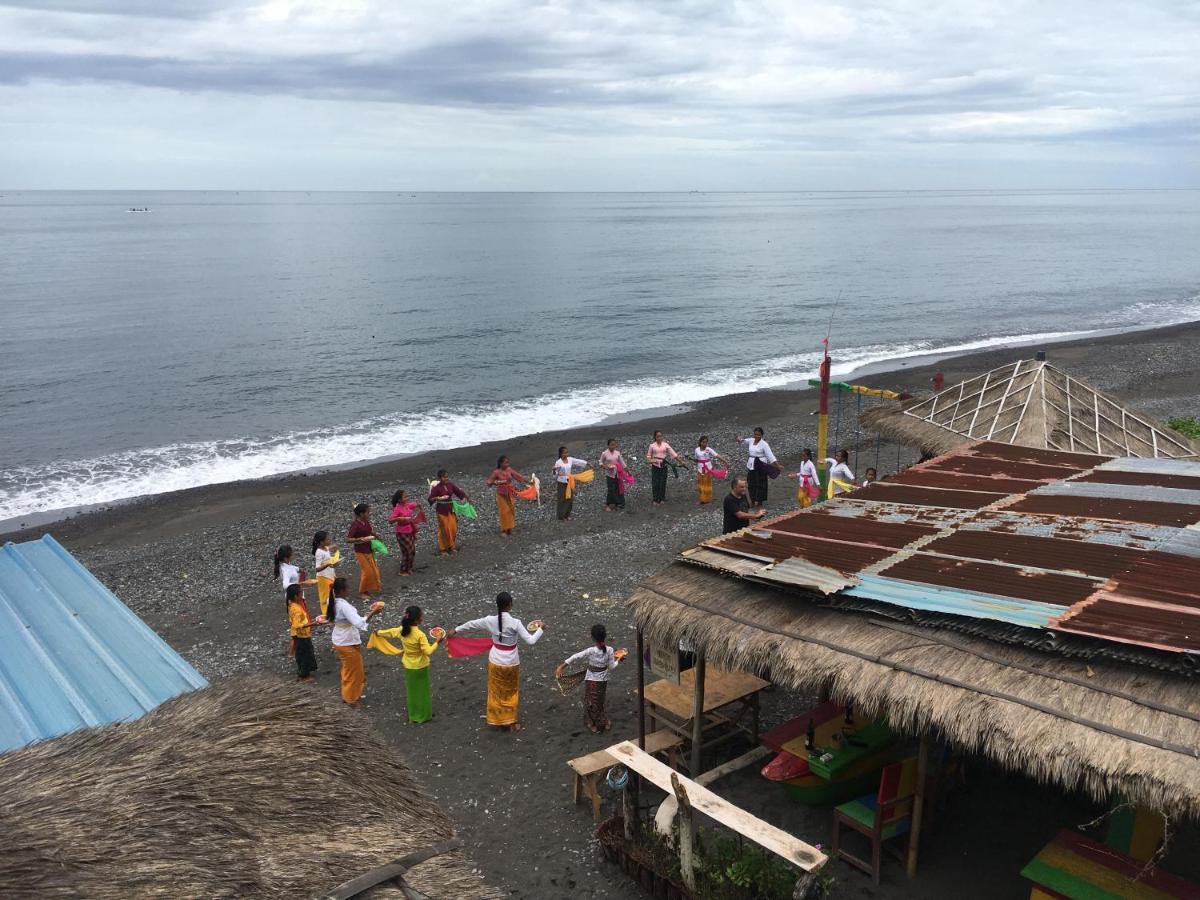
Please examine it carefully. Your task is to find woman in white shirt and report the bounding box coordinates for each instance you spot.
[556,622,620,733]
[787,448,822,508]
[693,435,729,505]
[553,445,591,521]
[825,449,856,497]
[737,427,778,508]
[448,591,544,733]
[328,576,383,707]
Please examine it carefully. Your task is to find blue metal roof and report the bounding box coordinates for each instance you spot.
[0,535,207,754]
[843,574,1070,629]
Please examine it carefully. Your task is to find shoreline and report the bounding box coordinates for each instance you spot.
[6,316,1200,546]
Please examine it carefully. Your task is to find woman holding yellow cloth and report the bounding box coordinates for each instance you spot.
[552,446,591,521]
[373,605,440,724]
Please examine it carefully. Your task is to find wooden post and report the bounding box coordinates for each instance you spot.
[906,732,931,878]
[622,778,637,841]
[636,627,646,750]
[671,772,696,892]
[690,651,706,777]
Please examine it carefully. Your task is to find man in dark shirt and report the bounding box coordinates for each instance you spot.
[723,477,766,533]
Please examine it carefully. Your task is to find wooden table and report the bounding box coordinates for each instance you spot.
[643,666,769,768]
[1021,829,1200,900]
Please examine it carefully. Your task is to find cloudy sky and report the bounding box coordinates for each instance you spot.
[1,0,1197,190]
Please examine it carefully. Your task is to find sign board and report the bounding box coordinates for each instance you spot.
[648,643,680,685]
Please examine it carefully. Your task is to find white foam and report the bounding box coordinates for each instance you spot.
[2,312,1196,522]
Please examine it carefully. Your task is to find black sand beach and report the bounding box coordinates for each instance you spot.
[7,320,1200,898]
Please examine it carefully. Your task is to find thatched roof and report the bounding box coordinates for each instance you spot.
[0,676,502,900]
[861,360,1200,458]
[629,564,1200,819]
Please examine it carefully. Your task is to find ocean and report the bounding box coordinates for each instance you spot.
[2,189,1198,523]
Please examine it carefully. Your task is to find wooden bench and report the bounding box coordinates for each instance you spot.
[568,731,683,822]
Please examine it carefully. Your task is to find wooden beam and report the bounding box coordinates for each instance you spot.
[690,651,706,776]
[636,627,646,750]
[317,839,463,900]
[906,733,931,878]
[672,772,697,891]
[609,741,828,872]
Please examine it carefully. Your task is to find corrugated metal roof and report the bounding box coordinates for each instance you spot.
[0,535,207,754]
[682,440,1200,660]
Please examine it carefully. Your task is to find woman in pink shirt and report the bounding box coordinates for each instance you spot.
[388,488,421,576]
[646,430,687,505]
[598,438,628,512]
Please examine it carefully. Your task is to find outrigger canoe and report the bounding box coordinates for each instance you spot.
[761,700,898,805]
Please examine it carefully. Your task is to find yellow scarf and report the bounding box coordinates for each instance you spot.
[564,467,595,499]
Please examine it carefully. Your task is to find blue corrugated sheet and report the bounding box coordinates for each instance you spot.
[0,535,207,754]
[843,574,1069,628]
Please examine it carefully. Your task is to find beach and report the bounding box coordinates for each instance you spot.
[7,320,1200,898]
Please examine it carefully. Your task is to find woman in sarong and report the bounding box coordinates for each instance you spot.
[427,469,469,554]
[556,622,620,733]
[398,605,439,723]
[552,446,590,521]
[646,431,686,505]
[692,435,729,505]
[598,438,628,511]
[447,591,544,733]
[328,577,382,706]
[486,455,529,535]
[824,449,856,497]
[738,427,778,509]
[788,447,822,508]
[346,503,382,599]
[388,489,421,575]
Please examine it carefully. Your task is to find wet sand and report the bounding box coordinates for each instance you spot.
[7,320,1200,898]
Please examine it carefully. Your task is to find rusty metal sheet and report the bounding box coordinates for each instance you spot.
[1077,469,1200,491]
[927,454,1088,481]
[849,482,1007,509]
[967,440,1111,468]
[1054,597,1200,653]
[1007,494,1200,528]
[885,469,1045,494]
[921,530,1181,579]
[877,553,1101,606]
[766,510,938,548]
[710,531,894,575]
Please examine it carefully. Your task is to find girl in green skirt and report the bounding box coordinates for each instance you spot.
[399,605,440,723]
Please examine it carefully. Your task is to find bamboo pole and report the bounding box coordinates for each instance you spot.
[906,732,931,878]
[636,627,646,750]
[817,351,831,495]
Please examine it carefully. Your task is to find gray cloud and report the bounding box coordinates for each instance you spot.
[0,1,1196,189]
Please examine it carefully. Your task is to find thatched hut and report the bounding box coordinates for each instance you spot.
[628,564,1200,819]
[0,676,502,900]
[861,359,1200,459]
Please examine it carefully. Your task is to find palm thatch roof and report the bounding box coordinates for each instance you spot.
[861,360,1200,458]
[0,676,502,900]
[628,564,1200,819]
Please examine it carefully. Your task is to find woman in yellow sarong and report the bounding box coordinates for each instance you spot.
[692,435,729,505]
[486,455,529,536]
[447,592,544,733]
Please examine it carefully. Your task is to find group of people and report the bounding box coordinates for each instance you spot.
[267,428,874,731]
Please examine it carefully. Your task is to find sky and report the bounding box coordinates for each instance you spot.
[0,0,1197,190]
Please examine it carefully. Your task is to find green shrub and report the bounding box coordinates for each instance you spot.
[1168,416,1200,440]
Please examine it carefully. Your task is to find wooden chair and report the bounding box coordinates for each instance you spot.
[568,731,683,822]
[831,756,918,884]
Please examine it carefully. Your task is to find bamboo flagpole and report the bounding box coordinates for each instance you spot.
[817,339,831,495]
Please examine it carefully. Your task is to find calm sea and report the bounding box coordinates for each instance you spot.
[1,190,1198,521]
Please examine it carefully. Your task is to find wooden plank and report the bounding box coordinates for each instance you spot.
[608,741,827,872]
[317,839,463,900]
[569,730,683,775]
[643,666,770,720]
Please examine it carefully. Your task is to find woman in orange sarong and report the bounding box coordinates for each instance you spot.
[446,591,545,733]
[328,577,383,706]
[486,455,529,536]
[346,502,381,599]
[428,469,469,554]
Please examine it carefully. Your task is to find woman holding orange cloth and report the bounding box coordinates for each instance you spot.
[346,502,381,599]
[486,455,529,536]
[328,576,383,706]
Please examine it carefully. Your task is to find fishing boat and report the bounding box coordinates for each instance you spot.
[760,700,898,805]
